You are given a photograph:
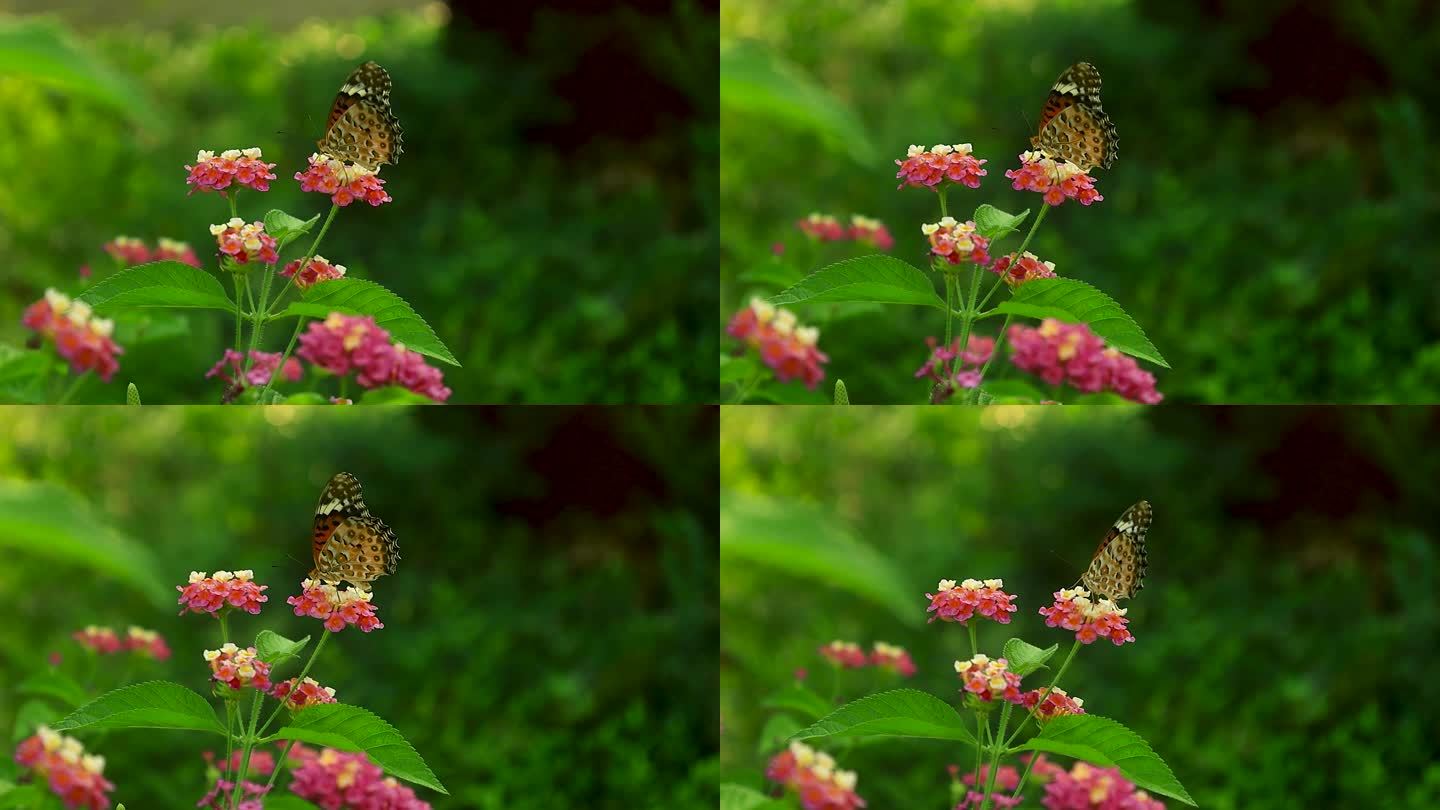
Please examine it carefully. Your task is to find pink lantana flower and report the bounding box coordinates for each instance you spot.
[1008,320,1162,404]
[923,217,991,266]
[102,236,151,266]
[206,349,304,391]
[869,641,916,677]
[926,578,1018,625]
[1038,587,1135,645]
[1004,152,1103,207]
[196,776,270,810]
[818,640,868,669]
[286,579,385,633]
[210,218,279,265]
[350,341,453,402]
[915,335,995,402]
[270,677,338,711]
[177,569,269,617]
[279,255,347,289]
[72,626,122,655]
[1022,686,1086,723]
[14,725,115,810]
[296,314,451,402]
[797,213,847,241]
[155,237,202,267]
[295,153,393,207]
[954,654,1025,705]
[289,745,432,810]
[124,626,172,660]
[896,143,988,190]
[21,289,124,382]
[726,297,829,389]
[848,215,895,250]
[185,148,277,194]
[766,741,867,810]
[1042,762,1166,810]
[204,643,272,691]
[204,749,276,778]
[991,251,1058,288]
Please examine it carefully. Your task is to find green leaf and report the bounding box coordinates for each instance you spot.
[993,278,1169,367]
[0,480,169,605]
[757,713,805,754]
[113,311,191,345]
[272,278,459,367]
[0,785,43,808]
[0,345,49,404]
[833,379,849,405]
[977,379,1047,403]
[264,209,322,251]
[126,382,140,405]
[255,630,310,667]
[16,673,89,709]
[78,261,235,314]
[719,355,762,386]
[361,386,437,404]
[720,42,876,165]
[974,204,1030,242]
[269,704,447,794]
[721,493,917,623]
[253,797,320,810]
[1017,714,1196,806]
[760,684,833,722]
[280,392,332,404]
[792,689,975,744]
[1001,638,1058,678]
[720,783,788,810]
[771,256,946,310]
[51,682,226,735]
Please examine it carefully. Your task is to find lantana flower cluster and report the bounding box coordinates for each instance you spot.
[1005,152,1104,207]
[280,255,347,290]
[896,143,988,190]
[197,776,270,810]
[21,289,123,382]
[915,335,994,398]
[818,641,915,677]
[185,147,278,194]
[207,349,304,391]
[726,297,829,389]
[295,153,393,207]
[286,579,385,633]
[177,570,269,617]
[869,641,917,677]
[103,236,201,268]
[1038,761,1166,810]
[926,578,1018,625]
[1021,686,1086,722]
[766,741,867,810]
[1038,587,1135,645]
[210,218,279,265]
[204,643,273,691]
[296,314,452,402]
[818,640,868,669]
[795,213,895,251]
[271,677,339,711]
[922,217,992,266]
[991,251,1058,288]
[954,654,1024,705]
[13,725,115,810]
[288,745,432,810]
[72,625,171,660]
[1009,319,1163,404]
[205,748,276,777]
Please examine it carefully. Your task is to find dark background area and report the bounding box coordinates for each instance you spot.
[0,405,718,808]
[721,406,1440,808]
[0,0,716,403]
[720,0,1439,403]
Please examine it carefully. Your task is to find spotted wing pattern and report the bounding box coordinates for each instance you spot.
[317,61,404,170]
[311,472,400,586]
[1079,500,1150,601]
[1031,62,1117,172]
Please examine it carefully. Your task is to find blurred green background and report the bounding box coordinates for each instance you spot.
[0,0,716,404]
[0,405,718,808]
[721,406,1440,808]
[720,0,1439,403]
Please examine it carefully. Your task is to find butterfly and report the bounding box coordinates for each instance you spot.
[317,61,404,171]
[1030,62,1118,172]
[1078,500,1150,601]
[310,472,400,587]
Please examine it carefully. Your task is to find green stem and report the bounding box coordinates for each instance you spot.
[967,623,978,659]
[943,273,956,346]
[953,264,983,381]
[1006,639,1082,750]
[975,273,1006,314]
[257,630,331,738]
[267,204,339,317]
[231,275,245,355]
[261,739,299,795]
[973,712,985,794]
[242,267,275,375]
[937,186,950,219]
[1007,203,1050,265]
[255,205,341,400]
[227,686,265,809]
[55,373,87,405]
[228,190,239,221]
[974,314,1014,397]
[980,703,1013,809]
